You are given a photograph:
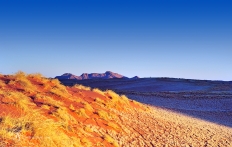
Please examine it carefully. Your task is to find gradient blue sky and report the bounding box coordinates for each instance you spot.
[0,0,231,80]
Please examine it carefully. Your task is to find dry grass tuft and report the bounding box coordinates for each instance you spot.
[76,108,89,118]
[0,112,82,147]
[104,90,130,109]
[69,104,75,111]
[28,73,49,84]
[96,110,110,120]
[103,134,119,147]
[34,93,63,107]
[93,88,105,96]
[73,84,91,91]
[105,90,119,98]
[50,86,69,98]
[9,71,35,93]
[94,97,105,105]
[83,102,94,112]
[53,107,76,123]
[1,91,35,111]
[107,122,119,130]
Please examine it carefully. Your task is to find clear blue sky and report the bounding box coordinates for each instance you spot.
[0,0,231,80]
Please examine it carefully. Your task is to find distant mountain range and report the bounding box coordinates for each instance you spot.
[55,71,139,80]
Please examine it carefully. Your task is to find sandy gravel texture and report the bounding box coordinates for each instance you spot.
[109,105,232,147]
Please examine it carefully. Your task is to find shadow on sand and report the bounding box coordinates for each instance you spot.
[128,95,232,128]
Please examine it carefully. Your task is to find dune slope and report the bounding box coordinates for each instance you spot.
[0,72,231,147]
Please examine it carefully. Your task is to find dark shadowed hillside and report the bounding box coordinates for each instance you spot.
[58,77,232,127]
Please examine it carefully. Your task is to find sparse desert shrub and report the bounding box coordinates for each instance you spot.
[73,84,91,91]
[93,88,105,96]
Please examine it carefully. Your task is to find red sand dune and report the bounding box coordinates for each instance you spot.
[0,72,231,147]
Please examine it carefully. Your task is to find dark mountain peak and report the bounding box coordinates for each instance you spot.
[55,73,80,80]
[132,76,140,79]
[62,73,73,76]
[104,71,125,78]
[105,71,113,74]
[81,73,88,76]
